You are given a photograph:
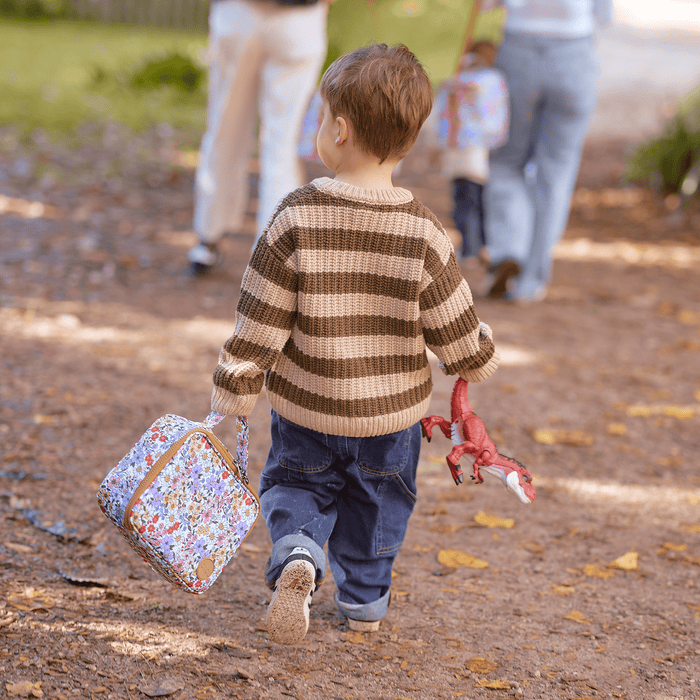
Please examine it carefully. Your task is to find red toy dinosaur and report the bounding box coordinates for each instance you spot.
[421,378,536,504]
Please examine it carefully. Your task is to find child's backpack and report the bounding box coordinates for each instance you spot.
[435,67,509,151]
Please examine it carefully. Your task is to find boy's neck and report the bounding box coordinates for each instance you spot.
[333,157,400,190]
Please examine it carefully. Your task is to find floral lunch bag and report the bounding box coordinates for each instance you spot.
[97,411,259,594]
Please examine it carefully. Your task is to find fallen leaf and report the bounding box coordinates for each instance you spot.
[583,564,615,579]
[564,610,590,624]
[609,552,638,570]
[4,542,34,554]
[682,524,700,533]
[474,511,514,529]
[5,681,43,698]
[532,429,593,447]
[660,542,687,552]
[466,657,498,674]
[437,549,488,569]
[552,584,575,596]
[475,679,511,689]
[663,406,694,419]
[606,423,627,436]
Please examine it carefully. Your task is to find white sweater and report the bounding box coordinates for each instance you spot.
[483,0,613,37]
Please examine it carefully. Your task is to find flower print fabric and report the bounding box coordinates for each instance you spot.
[96,413,259,594]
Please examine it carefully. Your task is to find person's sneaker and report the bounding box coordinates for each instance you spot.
[266,548,316,645]
[479,454,537,504]
[188,242,220,277]
[347,618,380,632]
[485,259,521,299]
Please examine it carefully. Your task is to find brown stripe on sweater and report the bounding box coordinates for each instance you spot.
[296,313,421,339]
[221,335,289,371]
[423,306,480,346]
[420,265,465,311]
[267,372,432,418]
[274,225,430,261]
[212,368,263,396]
[298,271,420,299]
[281,339,429,378]
[237,290,296,330]
[442,338,496,374]
[248,245,297,293]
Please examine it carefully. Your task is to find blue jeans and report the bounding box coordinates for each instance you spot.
[259,410,421,622]
[453,178,486,258]
[485,32,598,300]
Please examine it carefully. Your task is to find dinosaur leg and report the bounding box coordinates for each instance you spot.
[420,416,452,442]
[445,443,478,485]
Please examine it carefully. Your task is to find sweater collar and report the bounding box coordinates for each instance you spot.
[312,177,414,205]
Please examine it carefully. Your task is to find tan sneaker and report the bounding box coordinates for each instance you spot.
[266,552,315,644]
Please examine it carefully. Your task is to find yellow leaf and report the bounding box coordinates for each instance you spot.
[682,524,700,533]
[33,414,52,425]
[677,309,700,325]
[438,549,488,569]
[626,405,652,417]
[606,423,627,436]
[476,680,511,689]
[660,542,687,552]
[474,511,514,529]
[466,657,498,674]
[564,610,590,624]
[583,564,615,579]
[552,585,575,596]
[663,406,694,419]
[532,429,556,445]
[695,390,700,402]
[609,552,638,570]
[532,429,593,447]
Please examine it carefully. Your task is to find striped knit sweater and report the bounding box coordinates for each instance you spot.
[212,177,499,437]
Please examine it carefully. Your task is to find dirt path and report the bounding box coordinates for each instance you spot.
[1,123,699,700]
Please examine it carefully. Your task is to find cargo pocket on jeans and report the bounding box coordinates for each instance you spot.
[375,473,417,556]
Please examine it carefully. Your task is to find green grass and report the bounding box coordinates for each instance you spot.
[0,2,504,139]
[0,18,208,137]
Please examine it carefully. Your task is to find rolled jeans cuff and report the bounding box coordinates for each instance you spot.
[265,533,327,588]
[334,588,391,622]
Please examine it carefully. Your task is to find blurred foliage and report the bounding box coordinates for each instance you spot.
[0,0,64,18]
[0,18,207,139]
[0,0,504,139]
[627,86,700,195]
[326,0,505,86]
[129,53,204,92]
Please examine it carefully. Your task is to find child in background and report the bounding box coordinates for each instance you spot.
[431,40,509,267]
[210,43,500,645]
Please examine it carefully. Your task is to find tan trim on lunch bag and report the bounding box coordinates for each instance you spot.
[122,428,250,531]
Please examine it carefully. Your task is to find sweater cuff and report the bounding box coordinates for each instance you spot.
[211,385,259,417]
[458,349,500,383]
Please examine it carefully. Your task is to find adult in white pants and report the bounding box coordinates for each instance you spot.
[482,0,612,302]
[189,0,329,275]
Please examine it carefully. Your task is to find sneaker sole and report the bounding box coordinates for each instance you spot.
[347,618,380,632]
[266,560,314,644]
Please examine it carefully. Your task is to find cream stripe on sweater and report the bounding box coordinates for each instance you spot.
[212,177,499,437]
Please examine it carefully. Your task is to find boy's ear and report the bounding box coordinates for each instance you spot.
[335,115,349,146]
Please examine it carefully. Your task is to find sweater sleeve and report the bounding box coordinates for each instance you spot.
[419,226,499,382]
[211,221,298,416]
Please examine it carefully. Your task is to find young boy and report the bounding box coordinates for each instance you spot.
[211,43,500,645]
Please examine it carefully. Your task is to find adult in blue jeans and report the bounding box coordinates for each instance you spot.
[482,0,613,302]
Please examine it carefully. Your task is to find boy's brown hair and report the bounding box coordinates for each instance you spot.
[320,43,433,164]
